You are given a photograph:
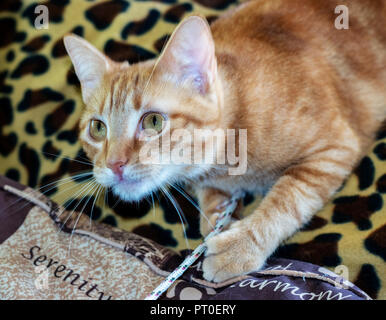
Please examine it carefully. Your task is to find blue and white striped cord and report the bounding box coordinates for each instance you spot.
[145,198,238,300]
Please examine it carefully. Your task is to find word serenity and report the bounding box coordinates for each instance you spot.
[21,245,113,300]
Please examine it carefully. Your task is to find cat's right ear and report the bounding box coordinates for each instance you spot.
[155,15,217,96]
[64,34,114,102]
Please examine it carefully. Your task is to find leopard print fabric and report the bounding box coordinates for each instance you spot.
[0,0,384,299]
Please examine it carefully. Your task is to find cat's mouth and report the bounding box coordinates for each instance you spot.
[110,175,155,202]
[118,176,142,187]
[94,167,164,202]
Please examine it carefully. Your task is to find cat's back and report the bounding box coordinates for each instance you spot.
[211,0,386,144]
[211,0,386,55]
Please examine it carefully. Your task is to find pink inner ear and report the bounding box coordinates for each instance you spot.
[157,17,216,95]
[193,74,207,95]
[176,42,214,94]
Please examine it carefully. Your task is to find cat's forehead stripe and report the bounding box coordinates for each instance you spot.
[98,88,107,114]
[109,75,118,113]
[107,72,143,112]
[115,75,125,111]
[118,73,130,110]
[132,74,142,111]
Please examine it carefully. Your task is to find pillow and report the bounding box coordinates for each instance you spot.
[0,175,370,300]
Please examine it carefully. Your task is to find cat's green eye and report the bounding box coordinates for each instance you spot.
[142,113,164,134]
[89,119,107,141]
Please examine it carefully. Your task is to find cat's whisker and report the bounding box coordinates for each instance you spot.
[154,189,161,203]
[110,195,121,210]
[141,31,173,100]
[48,177,95,203]
[39,172,93,195]
[150,191,156,218]
[58,178,97,219]
[143,195,152,207]
[57,179,97,232]
[3,172,94,219]
[103,186,108,213]
[168,183,214,229]
[39,171,93,191]
[41,177,95,224]
[41,151,93,166]
[169,183,197,209]
[39,171,92,189]
[67,182,100,257]
[59,180,98,258]
[142,60,159,100]
[89,184,103,228]
[160,186,190,250]
[164,186,188,224]
[41,174,95,215]
[69,152,94,164]
[56,182,93,235]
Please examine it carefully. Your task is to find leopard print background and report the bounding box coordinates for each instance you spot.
[0,0,384,299]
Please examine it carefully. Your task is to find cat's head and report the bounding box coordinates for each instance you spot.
[64,16,223,202]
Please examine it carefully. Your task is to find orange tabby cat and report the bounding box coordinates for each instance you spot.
[64,0,386,282]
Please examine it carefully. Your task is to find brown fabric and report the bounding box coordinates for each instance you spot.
[0,176,169,300]
[0,176,34,243]
[0,207,166,299]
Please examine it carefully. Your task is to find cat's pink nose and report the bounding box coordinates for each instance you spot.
[107,160,127,177]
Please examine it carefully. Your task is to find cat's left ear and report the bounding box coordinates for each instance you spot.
[156,15,217,95]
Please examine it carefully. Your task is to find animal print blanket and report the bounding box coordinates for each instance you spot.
[0,0,384,299]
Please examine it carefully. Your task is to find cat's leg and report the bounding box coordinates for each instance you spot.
[202,144,360,282]
[196,188,243,237]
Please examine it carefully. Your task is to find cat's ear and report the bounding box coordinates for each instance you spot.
[64,34,115,102]
[156,15,217,95]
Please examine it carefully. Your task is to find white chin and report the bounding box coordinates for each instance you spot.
[111,180,154,202]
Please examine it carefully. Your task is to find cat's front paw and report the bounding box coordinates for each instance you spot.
[202,223,266,282]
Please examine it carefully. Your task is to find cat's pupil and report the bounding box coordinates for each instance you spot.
[152,116,157,126]
[97,122,101,131]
